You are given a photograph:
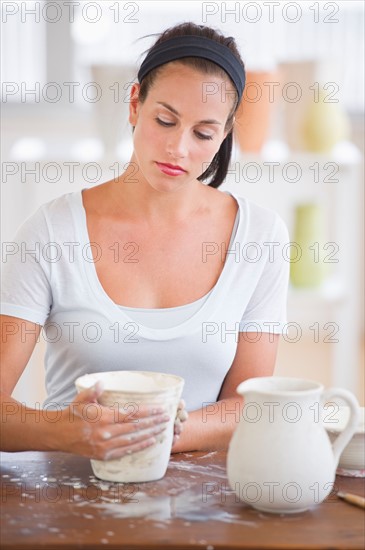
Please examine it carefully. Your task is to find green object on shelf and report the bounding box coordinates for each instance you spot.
[301,88,350,153]
[290,203,327,288]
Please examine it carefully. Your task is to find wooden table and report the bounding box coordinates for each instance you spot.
[1,450,364,549]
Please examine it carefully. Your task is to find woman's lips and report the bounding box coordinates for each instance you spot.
[156,162,187,176]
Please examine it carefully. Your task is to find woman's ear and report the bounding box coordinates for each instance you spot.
[129,83,141,126]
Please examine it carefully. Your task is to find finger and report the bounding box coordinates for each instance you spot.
[173,421,183,436]
[72,383,105,420]
[177,409,189,423]
[100,419,169,441]
[177,399,186,411]
[112,403,168,423]
[110,413,171,435]
[103,423,168,448]
[74,381,104,405]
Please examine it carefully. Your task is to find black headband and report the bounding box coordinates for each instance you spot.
[137,35,245,101]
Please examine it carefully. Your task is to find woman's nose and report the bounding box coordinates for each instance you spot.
[166,129,188,158]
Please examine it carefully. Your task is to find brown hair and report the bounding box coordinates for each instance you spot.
[134,22,245,188]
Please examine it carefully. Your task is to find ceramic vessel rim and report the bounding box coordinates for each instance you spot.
[75,370,184,394]
[236,376,324,396]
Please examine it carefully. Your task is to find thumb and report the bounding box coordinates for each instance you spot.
[75,380,104,404]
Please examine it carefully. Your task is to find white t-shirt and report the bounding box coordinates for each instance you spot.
[1,190,290,411]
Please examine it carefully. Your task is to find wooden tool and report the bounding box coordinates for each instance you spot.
[337,491,365,509]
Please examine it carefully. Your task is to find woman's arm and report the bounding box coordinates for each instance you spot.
[0,315,52,451]
[0,315,171,458]
[171,332,280,453]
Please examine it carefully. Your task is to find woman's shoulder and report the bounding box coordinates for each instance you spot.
[223,190,289,240]
[13,190,82,242]
[38,189,82,216]
[203,184,238,216]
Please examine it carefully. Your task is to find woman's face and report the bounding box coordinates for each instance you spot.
[128,62,235,193]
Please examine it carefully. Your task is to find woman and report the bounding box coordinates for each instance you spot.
[1,22,289,459]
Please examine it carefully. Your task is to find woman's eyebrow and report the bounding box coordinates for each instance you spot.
[156,101,222,125]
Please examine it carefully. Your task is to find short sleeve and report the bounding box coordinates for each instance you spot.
[1,206,53,325]
[239,215,290,335]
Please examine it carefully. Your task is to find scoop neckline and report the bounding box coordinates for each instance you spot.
[117,286,213,312]
[71,188,245,340]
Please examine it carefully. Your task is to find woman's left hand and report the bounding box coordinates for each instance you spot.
[172,399,188,448]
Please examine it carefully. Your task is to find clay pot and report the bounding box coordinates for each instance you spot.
[234,71,278,153]
[75,371,184,482]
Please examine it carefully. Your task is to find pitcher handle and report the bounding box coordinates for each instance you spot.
[321,388,360,465]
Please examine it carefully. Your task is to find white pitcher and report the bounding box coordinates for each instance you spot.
[227,377,359,514]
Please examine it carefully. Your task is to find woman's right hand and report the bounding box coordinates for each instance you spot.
[54,382,170,460]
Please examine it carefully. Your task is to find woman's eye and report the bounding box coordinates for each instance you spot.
[196,132,213,141]
[154,118,213,141]
[155,117,173,127]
